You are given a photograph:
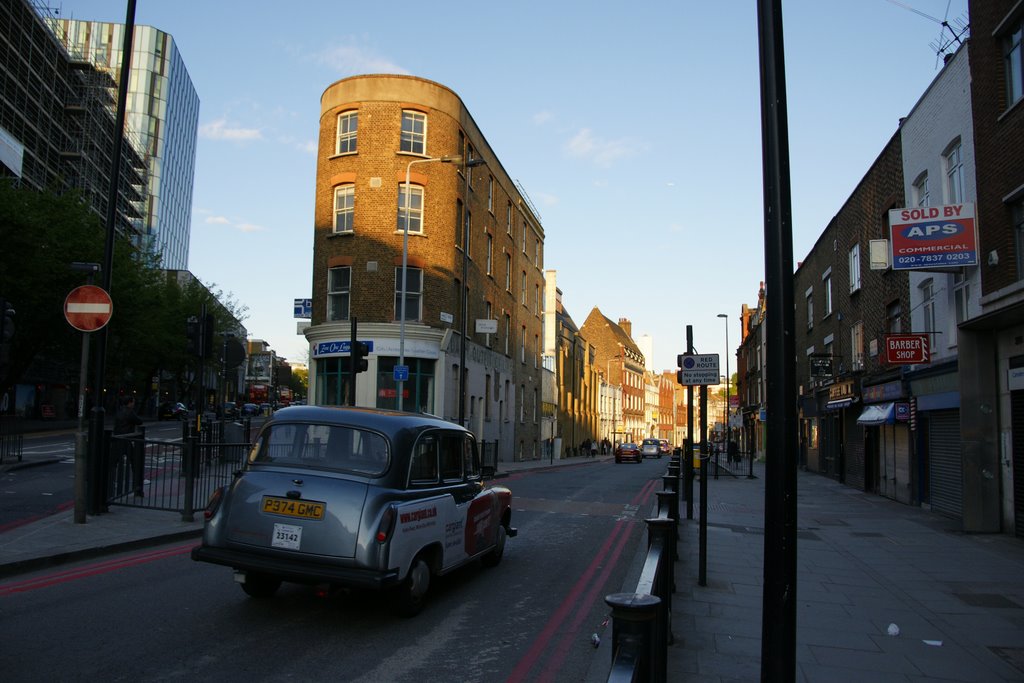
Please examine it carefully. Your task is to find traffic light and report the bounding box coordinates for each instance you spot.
[352,341,369,373]
[186,316,200,356]
[203,312,215,358]
[676,354,685,385]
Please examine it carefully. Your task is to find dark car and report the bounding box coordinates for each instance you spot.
[191,405,516,616]
[615,442,641,464]
[659,439,672,456]
[641,438,661,459]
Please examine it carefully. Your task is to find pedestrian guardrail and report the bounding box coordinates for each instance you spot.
[107,420,252,521]
[605,454,680,683]
[0,415,23,464]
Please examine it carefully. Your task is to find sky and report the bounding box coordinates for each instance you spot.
[56,0,971,374]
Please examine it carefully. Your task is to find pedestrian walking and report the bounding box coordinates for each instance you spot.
[727,438,738,465]
[590,440,598,458]
[114,396,144,497]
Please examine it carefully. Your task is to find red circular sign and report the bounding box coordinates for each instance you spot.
[64,285,113,332]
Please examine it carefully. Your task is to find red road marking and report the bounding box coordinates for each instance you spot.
[506,477,661,682]
[0,542,194,596]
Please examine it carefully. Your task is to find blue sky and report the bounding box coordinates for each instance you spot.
[58,0,970,373]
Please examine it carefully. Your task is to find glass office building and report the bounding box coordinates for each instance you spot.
[49,19,199,271]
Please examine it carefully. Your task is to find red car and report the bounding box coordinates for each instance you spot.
[614,442,641,464]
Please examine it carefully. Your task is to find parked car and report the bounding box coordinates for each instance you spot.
[158,401,188,421]
[191,405,517,616]
[641,438,661,459]
[659,439,672,456]
[221,402,239,419]
[615,442,641,464]
[240,403,260,416]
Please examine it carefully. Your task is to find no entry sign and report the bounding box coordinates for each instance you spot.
[64,285,113,332]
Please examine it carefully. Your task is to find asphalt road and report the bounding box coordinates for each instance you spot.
[0,455,667,682]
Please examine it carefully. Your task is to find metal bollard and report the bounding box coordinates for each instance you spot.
[605,593,663,683]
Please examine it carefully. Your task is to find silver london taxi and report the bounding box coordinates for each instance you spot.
[191,405,516,616]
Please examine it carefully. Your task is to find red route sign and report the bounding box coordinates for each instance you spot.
[64,285,113,332]
[884,333,929,365]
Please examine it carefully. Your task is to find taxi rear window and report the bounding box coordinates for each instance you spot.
[249,423,389,476]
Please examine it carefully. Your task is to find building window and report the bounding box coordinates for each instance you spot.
[328,266,350,321]
[920,278,935,334]
[822,268,832,317]
[1005,20,1024,107]
[507,202,513,234]
[504,313,511,356]
[535,240,540,268]
[336,110,357,154]
[521,327,526,363]
[400,110,426,155]
[464,208,472,253]
[805,287,813,330]
[456,200,464,250]
[395,267,422,321]
[333,185,354,233]
[520,271,527,306]
[486,234,493,275]
[1015,201,1024,281]
[397,185,424,234]
[487,175,493,213]
[534,283,540,315]
[521,222,527,254]
[849,244,861,293]
[375,357,435,413]
[886,300,902,334]
[913,172,929,208]
[534,334,539,368]
[505,254,512,292]
[851,321,864,370]
[952,271,969,345]
[944,140,964,205]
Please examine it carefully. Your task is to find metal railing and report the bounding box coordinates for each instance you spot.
[0,416,24,464]
[107,420,253,521]
[605,456,680,683]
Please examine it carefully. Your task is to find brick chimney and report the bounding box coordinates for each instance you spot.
[618,317,632,338]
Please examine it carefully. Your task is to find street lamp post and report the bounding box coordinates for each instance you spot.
[459,155,487,426]
[718,312,738,474]
[399,155,461,412]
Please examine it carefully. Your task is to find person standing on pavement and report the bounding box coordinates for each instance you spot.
[114,396,145,497]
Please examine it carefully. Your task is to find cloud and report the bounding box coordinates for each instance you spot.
[532,191,559,207]
[204,214,266,233]
[199,118,263,141]
[315,42,408,75]
[565,128,638,168]
[533,110,553,125]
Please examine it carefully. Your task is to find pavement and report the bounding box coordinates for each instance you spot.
[3,439,1024,681]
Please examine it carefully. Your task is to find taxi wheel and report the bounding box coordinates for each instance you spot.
[392,554,432,617]
[482,524,507,568]
[240,573,281,598]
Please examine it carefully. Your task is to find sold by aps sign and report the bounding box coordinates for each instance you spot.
[888,203,977,270]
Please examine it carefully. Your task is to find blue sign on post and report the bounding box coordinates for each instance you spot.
[294,298,312,318]
[393,365,409,382]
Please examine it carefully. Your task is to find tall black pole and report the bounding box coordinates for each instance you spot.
[87,0,136,515]
[758,0,798,679]
[685,325,694,519]
[348,317,358,406]
[698,383,708,587]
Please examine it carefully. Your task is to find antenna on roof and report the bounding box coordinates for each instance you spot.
[883,0,970,67]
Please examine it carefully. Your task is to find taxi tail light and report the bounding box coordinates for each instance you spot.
[204,487,225,520]
[375,505,397,543]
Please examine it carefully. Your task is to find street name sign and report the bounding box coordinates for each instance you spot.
[64,285,112,332]
[678,353,720,385]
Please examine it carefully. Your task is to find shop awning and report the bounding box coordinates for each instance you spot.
[826,397,856,410]
[857,402,895,425]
